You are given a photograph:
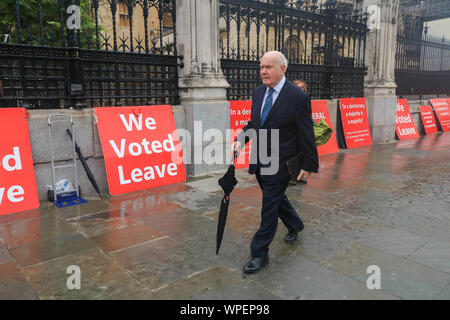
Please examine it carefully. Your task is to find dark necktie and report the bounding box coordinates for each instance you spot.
[260,88,275,126]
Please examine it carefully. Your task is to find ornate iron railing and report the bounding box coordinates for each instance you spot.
[0,0,181,109]
[396,34,450,72]
[395,31,450,98]
[219,0,368,100]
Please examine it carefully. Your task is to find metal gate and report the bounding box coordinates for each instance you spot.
[0,0,182,109]
[218,0,368,100]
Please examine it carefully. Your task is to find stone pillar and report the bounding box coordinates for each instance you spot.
[363,0,400,143]
[176,0,230,175]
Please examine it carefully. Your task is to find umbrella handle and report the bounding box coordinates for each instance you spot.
[232,150,237,165]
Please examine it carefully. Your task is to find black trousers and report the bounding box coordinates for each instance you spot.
[250,169,303,258]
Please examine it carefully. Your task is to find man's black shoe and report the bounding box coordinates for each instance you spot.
[243,256,269,274]
[284,222,304,243]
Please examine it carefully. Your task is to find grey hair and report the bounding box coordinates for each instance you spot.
[279,52,288,69]
[263,51,288,69]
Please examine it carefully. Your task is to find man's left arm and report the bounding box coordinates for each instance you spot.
[295,95,319,180]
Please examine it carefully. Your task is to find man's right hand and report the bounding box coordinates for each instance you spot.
[232,141,242,152]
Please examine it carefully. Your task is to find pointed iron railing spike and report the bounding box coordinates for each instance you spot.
[136,38,143,53]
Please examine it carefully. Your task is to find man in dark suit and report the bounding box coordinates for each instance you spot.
[233,51,319,274]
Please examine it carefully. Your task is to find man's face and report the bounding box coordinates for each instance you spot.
[260,53,286,88]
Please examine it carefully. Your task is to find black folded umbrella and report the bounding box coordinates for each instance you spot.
[66,129,102,199]
[216,152,238,255]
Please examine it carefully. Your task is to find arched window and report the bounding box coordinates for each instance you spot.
[283,36,304,63]
[118,1,130,28]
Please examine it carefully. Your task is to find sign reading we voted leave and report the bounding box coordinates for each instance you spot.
[419,105,438,135]
[339,98,373,149]
[230,100,252,169]
[430,99,450,132]
[0,108,39,216]
[95,105,185,195]
[395,99,419,139]
[311,100,339,156]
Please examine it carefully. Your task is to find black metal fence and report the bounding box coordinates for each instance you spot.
[396,34,450,71]
[219,0,368,100]
[395,32,450,99]
[0,0,181,109]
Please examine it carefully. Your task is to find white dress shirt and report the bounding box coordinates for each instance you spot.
[260,76,286,116]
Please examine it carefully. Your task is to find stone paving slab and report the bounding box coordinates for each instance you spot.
[140,209,218,244]
[65,209,144,238]
[295,227,378,263]
[0,240,12,265]
[243,251,398,300]
[435,285,450,300]
[286,187,358,211]
[320,243,450,300]
[9,233,95,267]
[407,240,450,274]
[185,176,224,193]
[167,189,224,213]
[110,195,183,219]
[335,194,436,233]
[23,248,155,300]
[204,205,260,241]
[358,227,431,257]
[223,187,263,209]
[47,199,111,220]
[153,265,281,300]
[412,218,450,243]
[89,223,165,253]
[111,237,217,290]
[0,262,38,300]
[0,215,78,249]
[0,205,53,226]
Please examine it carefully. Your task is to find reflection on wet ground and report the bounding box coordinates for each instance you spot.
[1,133,450,299]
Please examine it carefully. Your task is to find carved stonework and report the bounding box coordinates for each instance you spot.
[362,0,400,144]
[364,0,400,87]
[175,0,230,176]
[176,0,229,101]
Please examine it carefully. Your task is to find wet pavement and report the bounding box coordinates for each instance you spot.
[1,133,450,300]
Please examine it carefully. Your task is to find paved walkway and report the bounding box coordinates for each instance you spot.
[1,133,450,300]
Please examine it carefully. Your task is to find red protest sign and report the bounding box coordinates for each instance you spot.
[339,98,372,149]
[311,100,339,156]
[0,108,39,216]
[395,99,420,139]
[95,105,186,195]
[430,99,450,132]
[419,105,438,135]
[230,100,252,169]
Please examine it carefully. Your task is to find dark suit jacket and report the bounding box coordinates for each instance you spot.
[236,80,319,183]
